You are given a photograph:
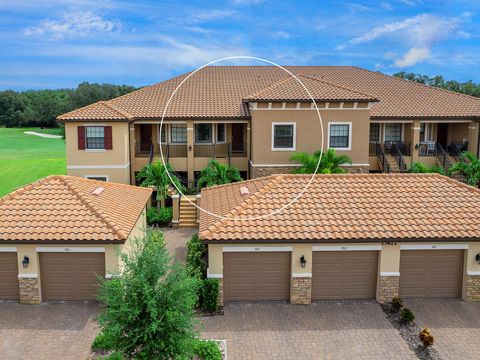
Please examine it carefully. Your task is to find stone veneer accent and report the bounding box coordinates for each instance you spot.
[290,277,312,305]
[19,277,41,304]
[465,275,480,301]
[217,278,224,307]
[251,165,369,178]
[343,165,369,174]
[377,276,399,303]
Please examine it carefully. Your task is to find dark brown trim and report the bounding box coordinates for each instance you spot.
[243,98,380,103]
[0,239,126,245]
[371,116,480,120]
[203,237,480,244]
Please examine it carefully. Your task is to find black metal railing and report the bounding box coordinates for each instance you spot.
[436,143,452,171]
[148,143,154,164]
[135,142,153,157]
[376,142,391,173]
[391,142,407,172]
[449,142,469,163]
[419,142,437,156]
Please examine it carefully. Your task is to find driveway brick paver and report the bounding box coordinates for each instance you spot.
[406,299,480,360]
[201,300,417,360]
[0,300,100,360]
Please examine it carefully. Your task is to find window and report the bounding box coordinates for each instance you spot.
[329,123,351,149]
[85,175,107,182]
[195,123,212,143]
[272,123,296,150]
[86,126,104,149]
[384,123,402,143]
[171,124,187,143]
[216,123,226,143]
[369,123,380,142]
[159,124,167,143]
[420,123,432,142]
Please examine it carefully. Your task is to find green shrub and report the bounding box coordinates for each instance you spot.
[419,328,434,347]
[146,207,173,226]
[100,352,123,360]
[400,307,415,324]
[186,233,206,279]
[392,296,403,312]
[91,330,115,350]
[408,162,445,175]
[193,339,222,360]
[201,278,220,312]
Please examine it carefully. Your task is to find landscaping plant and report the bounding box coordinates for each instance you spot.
[186,233,207,279]
[392,296,404,312]
[96,230,200,359]
[290,148,352,174]
[193,339,222,360]
[400,307,415,324]
[408,162,445,175]
[449,151,480,187]
[419,328,435,347]
[197,159,242,189]
[201,278,220,313]
[146,207,173,227]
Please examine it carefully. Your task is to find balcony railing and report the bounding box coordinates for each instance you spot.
[419,142,437,156]
[193,143,230,158]
[390,142,407,172]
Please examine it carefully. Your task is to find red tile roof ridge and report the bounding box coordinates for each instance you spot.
[200,175,279,194]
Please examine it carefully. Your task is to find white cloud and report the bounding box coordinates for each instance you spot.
[231,0,264,4]
[398,0,423,5]
[189,9,236,22]
[393,46,431,67]
[24,10,120,39]
[272,31,294,39]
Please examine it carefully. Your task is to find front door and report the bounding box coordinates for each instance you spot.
[231,124,245,153]
[139,125,152,151]
[437,123,448,149]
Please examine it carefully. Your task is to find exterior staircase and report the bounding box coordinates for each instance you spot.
[179,195,198,228]
[385,155,400,173]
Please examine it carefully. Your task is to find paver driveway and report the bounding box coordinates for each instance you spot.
[201,300,417,360]
[406,299,480,360]
[0,300,100,360]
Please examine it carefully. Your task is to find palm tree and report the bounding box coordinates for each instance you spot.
[408,162,445,175]
[290,148,352,174]
[448,152,480,187]
[136,161,183,208]
[197,159,243,189]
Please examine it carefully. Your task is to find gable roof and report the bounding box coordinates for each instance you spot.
[58,66,480,121]
[199,173,480,242]
[0,176,152,242]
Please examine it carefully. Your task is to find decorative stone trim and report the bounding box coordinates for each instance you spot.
[465,274,480,301]
[342,165,369,174]
[251,166,298,178]
[218,278,223,307]
[376,276,399,303]
[19,277,40,304]
[290,276,312,305]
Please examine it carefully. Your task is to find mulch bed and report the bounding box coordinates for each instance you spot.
[381,303,441,360]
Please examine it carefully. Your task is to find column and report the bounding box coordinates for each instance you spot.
[246,123,251,179]
[187,120,194,187]
[465,243,480,301]
[411,120,421,164]
[467,122,479,158]
[290,244,312,304]
[17,245,41,304]
[376,244,400,303]
[171,194,180,228]
[129,124,136,185]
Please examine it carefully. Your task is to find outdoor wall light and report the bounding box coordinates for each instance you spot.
[188,145,192,151]
[415,143,421,150]
[476,253,480,263]
[300,255,307,268]
[22,255,30,268]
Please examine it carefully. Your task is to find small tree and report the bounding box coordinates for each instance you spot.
[449,152,480,187]
[136,161,183,208]
[97,230,200,359]
[197,159,242,189]
[290,148,352,174]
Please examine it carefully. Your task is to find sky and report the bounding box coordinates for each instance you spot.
[1,0,480,90]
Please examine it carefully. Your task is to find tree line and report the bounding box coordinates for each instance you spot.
[0,82,137,128]
[393,72,480,97]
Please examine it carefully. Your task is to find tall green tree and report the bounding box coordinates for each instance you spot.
[197,159,243,189]
[136,161,183,208]
[290,148,352,174]
[97,230,200,359]
[448,152,480,187]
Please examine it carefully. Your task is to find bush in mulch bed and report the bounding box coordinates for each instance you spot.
[381,298,441,360]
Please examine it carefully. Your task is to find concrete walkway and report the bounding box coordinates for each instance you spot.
[24,131,62,139]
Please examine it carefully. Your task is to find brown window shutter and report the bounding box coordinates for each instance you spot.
[78,126,85,150]
[104,126,113,150]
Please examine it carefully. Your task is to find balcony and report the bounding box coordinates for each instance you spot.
[370,142,412,156]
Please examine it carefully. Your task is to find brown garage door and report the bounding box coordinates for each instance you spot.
[40,252,105,301]
[0,252,19,300]
[312,251,378,300]
[399,250,463,298]
[223,252,290,301]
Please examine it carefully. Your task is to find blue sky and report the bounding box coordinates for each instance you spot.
[1,0,480,90]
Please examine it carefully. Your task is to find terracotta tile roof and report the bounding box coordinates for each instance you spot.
[58,66,480,121]
[0,176,152,242]
[199,174,480,242]
[244,73,378,102]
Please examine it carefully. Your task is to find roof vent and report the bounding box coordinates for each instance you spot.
[240,186,250,196]
[91,187,105,196]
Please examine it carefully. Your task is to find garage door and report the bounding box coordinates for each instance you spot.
[0,252,19,300]
[399,250,463,298]
[312,251,378,300]
[40,252,105,300]
[223,252,290,301]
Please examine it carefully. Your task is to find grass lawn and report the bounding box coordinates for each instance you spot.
[0,127,66,196]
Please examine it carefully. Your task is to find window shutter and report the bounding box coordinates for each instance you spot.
[77,126,85,150]
[104,126,113,150]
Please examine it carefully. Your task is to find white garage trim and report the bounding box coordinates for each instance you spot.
[400,244,469,250]
[36,247,106,253]
[18,274,38,278]
[0,247,17,252]
[380,272,400,277]
[223,246,293,252]
[467,271,480,276]
[292,272,312,278]
[313,245,382,251]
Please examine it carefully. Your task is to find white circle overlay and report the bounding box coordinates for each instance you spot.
[159,56,324,221]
